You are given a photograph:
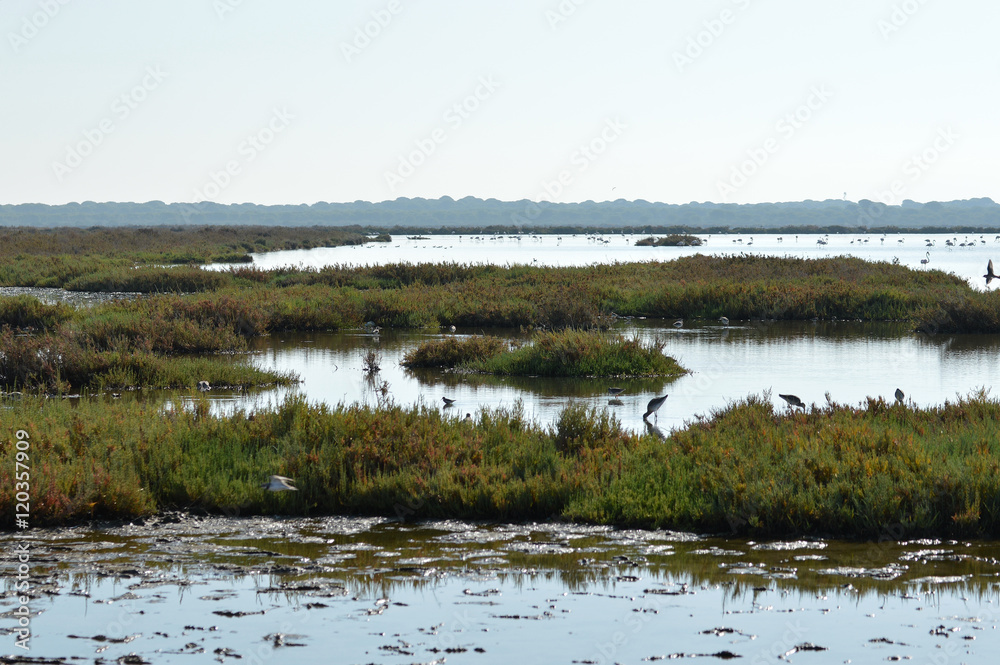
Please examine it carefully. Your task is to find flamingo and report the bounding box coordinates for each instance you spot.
[920,252,930,265]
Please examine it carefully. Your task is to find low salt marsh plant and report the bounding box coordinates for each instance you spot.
[401,335,509,368]
[4,392,1000,537]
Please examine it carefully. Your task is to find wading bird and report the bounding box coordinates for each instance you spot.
[673,319,683,328]
[895,388,905,404]
[608,387,625,397]
[920,252,930,265]
[778,394,805,410]
[261,475,298,491]
[643,395,668,422]
[719,316,729,326]
[985,260,997,286]
[442,396,456,406]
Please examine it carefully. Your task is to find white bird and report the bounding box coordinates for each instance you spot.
[261,475,298,491]
[643,395,668,422]
[197,380,211,392]
[673,319,683,328]
[719,316,729,326]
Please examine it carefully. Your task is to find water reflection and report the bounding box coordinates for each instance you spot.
[5,517,1000,663]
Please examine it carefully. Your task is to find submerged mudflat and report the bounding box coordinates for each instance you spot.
[2,516,999,664]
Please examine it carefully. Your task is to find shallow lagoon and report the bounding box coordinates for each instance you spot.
[226,232,1000,291]
[4,517,1000,664]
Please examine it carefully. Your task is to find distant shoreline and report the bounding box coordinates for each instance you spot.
[3,197,1000,231]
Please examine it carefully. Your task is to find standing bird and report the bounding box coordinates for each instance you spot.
[441,396,456,407]
[920,252,930,265]
[894,388,905,404]
[643,395,668,422]
[261,475,298,491]
[778,394,805,410]
[985,260,997,286]
[197,380,211,392]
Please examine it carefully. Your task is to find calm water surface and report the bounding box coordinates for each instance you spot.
[189,320,1000,437]
[222,232,1000,291]
[4,518,1000,664]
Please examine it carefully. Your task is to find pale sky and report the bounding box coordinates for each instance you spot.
[2,0,997,206]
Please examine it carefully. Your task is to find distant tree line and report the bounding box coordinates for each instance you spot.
[2,197,1000,231]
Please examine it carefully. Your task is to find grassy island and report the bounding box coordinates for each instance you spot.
[403,330,686,378]
[634,234,703,247]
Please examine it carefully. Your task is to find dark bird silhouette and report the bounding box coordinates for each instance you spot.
[778,394,805,410]
[643,395,668,422]
[920,252,930,265]
[607,387,625,397]
[985,260,997,285]
[441,396,456,407]
[894,388,905,404]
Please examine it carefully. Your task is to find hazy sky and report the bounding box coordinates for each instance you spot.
[2,0,997,205]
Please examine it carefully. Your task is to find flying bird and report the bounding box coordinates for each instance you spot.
[985,260,997,285]
[607,387,625,397]
[718,316,729,326]
[261,475,298,492]
[673,319,683,328]
[643,395,668,422]
[778,394,805,410]
[894,388,905,404]
[197,380,211,392]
